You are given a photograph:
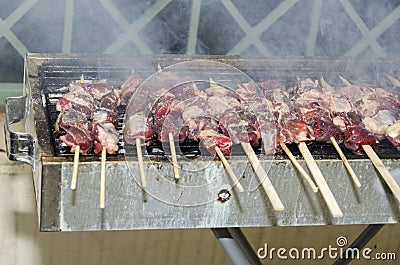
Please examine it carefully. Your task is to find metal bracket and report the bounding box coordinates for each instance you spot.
[4,96,34,166]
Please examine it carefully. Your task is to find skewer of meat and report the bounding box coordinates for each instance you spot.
[120,71,149,188]
[154,65,180,179]
[152,71,241,188]
[163,80,243,192]
[336,76,400,202]
[236,82,318,193]
[56,76,95,190]
[90,80,121,208]
[72,75,86,189]
[293,78,361,188]
[259,81,343,217]
[337,76,400,151]
[205,80,282,207]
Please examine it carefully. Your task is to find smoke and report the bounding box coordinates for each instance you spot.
[0,0,399,83]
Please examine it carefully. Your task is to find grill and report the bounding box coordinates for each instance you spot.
[5,53,400,232]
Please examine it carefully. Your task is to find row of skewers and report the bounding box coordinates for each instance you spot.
[55,64,400,217]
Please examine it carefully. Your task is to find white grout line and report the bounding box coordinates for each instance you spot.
[305,0,322,56]
[221,0,269,56]
[345,5,400,57]
[228,0,299,55]
[62,0,75,53]
[102,0,172,54]
[0,83,23,104]
[0,0,38,57]
[186,0,202,55]
[340,0,384,57]
[0,0,38,29]
[1,27,29,57]
[0,83,23,91]
[99,0,130,29]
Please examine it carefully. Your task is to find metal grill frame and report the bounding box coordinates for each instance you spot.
[13,53,400,231]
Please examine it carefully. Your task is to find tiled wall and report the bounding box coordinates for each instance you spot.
[0,0,399,101]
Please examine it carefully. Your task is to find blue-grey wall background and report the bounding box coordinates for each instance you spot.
[0,0,399,102]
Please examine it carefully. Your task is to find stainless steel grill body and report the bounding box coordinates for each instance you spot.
[5,53,400,231]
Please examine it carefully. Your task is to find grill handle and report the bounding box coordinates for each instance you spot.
[4,96,34,166]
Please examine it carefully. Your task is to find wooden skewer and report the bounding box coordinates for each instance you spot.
[71,145,80,190]
[279,142,318,193]
[330,137,361,188]
[320,77,360,187]
[100,147,106,209]
[338,75,352,86]
[208,78,244,191]
[215,146,244,192]
[157,63,162,72]
[320,76,331,88]
[338,76,381,185]
[297,142,343,217]
[241,142,284,211]
[209,77,217,87]
[70,74,85,190]
[136,138,147,188]
[362,145,400,202]
[338,76,400,201]
[385,73,400,87]
[168,133,180,180]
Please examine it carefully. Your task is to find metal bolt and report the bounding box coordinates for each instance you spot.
[217,189,231,202]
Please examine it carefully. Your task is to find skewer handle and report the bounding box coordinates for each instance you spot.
[298,142,343,217]
[100,147,106,209]
[279,142,318,193]
[136,138,147,188]
[241,142,284,211]
[330,137,361,188]
[71,145,80,190]
[385,73,400,87]
[338,75,352,86]
[320,76,331,88]
[215,146,244,192]
[362,145,400,202]
[168,133,180,180]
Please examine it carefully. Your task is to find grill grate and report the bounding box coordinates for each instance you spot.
[38,63,400,160]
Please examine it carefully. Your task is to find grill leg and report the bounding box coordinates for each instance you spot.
[333,224,385,265]
[227,228,263,265]
[212,228,262,265]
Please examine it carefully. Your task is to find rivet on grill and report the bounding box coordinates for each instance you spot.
[217,189,231,202]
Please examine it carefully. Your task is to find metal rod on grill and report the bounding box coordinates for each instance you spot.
[279,141,318,193]
[71,145,80,190]
[241,142,284,211]
[168,132,180,180]
[362,145,400,202]
[136,138,147,188]
[298,142,343,217]
[215,146,244,192]
[100,146,106,208]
